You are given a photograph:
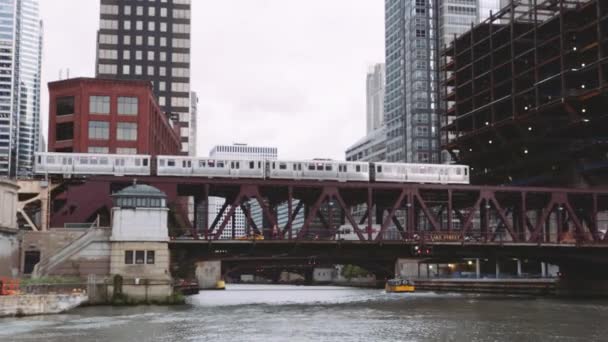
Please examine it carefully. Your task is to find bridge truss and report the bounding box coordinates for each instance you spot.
[87,176,608,245]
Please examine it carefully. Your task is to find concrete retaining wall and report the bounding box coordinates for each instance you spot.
[0,294,88,318]
[0,229,19,278]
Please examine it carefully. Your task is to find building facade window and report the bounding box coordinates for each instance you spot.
[117,97,138,115]
[117,122,137,141]
[89,96,110,114]
[125,250,134,264]
[146,251,155,264]
[116,148,137,155]
[88,121,109,140]
[135,250,145,264]
[124,250,155,265]
[88,147,109,154]
[56,96,75,116]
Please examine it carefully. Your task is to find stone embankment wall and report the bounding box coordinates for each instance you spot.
[0,294,88,318]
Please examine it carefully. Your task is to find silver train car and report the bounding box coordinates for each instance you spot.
[34,152,470,184]
[373,162,469,184]
[35,152,151,176]
[156,156,265,178]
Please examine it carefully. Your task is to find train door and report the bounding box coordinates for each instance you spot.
[439,167,448,184]
[182,159,192,175]
[230,161,240,178]
[338,164,348,182]
[61,155,73,174]
[115,158,126,175]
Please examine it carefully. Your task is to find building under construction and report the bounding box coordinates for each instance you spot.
[442,0,608,187]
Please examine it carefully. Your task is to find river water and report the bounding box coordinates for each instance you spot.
[1,284,607,341]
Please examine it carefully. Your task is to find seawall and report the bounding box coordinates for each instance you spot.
[0,294,88,318]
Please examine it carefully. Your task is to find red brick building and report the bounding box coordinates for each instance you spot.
[48,78,181,156]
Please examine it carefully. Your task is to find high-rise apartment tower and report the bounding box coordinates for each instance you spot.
[95,0,194,155]
[0,0,42,177]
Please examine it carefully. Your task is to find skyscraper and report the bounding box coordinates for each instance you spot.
[96,0,194,155]
[0,0,43,177]
[366,64,385,134]
[385,0,499,164]
[385,0,440,163]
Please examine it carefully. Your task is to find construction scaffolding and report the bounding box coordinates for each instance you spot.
[441,0,608,186]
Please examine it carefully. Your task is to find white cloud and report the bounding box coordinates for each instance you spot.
[40,0,384,160]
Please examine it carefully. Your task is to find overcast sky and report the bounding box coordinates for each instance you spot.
[39,0,384,159]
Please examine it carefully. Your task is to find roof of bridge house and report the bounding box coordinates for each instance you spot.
[112,183,166,199]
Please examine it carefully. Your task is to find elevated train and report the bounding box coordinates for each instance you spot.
[34,152,470,184]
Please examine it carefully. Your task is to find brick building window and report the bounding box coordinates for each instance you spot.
[117,122,137,141]
[89,96,110,114]
[56,96,75,116]
[88,147,109,154]
[89,121,110,140]
[118,97,138,115]
[116,148,137,155]
[56,122,74,141]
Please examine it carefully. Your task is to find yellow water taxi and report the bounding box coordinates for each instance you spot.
[215,280,226,290]
[385,279,415,293]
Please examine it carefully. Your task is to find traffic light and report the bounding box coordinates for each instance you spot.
[411,245,433,256]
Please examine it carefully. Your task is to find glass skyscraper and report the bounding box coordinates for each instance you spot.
[0,0,42,177]
[385,0,499,164]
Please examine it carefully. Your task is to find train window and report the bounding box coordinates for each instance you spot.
[355,165,361,172]
[116,159,125,166]
[279,163,287,170]
[456,168,461,175]
[80,158,89,165]
[208,161,215,168]
[160,160,165,167]
[143,159,148,167]
[316,164,323,171]
[90,158,98,165]
[199,161,206,167]
[325,165,332,171]
[293,164,297,171]
[272,162,276,169]
[464,168,468,176]
[298,164,302,171]
[46,156,55,164]
[236,162,240,169]
[258,161,262,169]
[218,162,224,168]
[134,159,140,166]
[231,161,234,169]
[100,158,109,165]
[377,165,382,173]
[168,160,175,167]
[250,161,255,169]
[308,164,315,171]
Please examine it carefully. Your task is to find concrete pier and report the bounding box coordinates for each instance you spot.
[195,261,221,289]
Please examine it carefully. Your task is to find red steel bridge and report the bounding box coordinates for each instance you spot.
[40,175,608,246]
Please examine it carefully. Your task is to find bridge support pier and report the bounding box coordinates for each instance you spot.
[195,261,222,290]
[495,260,500,279]
[395,259,419,279]
[475,258,480,279]
[517,259,522,277]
